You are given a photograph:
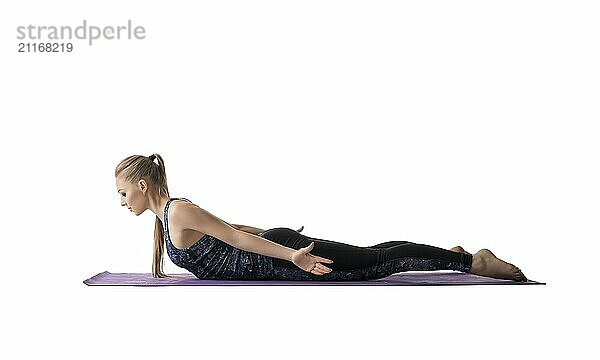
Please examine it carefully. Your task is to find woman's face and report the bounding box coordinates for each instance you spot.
[115,175,148,216]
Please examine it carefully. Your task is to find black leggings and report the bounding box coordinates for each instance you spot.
[258,227,473,281]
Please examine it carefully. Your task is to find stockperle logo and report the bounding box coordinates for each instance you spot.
[17,20,146,46]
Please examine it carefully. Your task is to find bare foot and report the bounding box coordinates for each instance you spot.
[450,246,471,256]
[470,249,527,282]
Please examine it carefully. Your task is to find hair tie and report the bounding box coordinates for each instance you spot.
[148,154,156,162]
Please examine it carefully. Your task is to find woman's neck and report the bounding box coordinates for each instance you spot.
[148,194,170,222]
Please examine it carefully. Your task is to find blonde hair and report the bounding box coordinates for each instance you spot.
[114,153,171,278]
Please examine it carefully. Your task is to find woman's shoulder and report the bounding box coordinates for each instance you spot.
[169,199,218,229]
[167,200,209,240]
[169,198,200,218]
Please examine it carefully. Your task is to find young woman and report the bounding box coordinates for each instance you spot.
[115,153,527,282]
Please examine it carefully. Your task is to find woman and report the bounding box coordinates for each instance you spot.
[115,153,527,282]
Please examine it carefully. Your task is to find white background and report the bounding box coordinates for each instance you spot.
[1,0,598,358]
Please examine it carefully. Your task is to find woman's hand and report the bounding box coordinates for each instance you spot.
[291,242,334,275]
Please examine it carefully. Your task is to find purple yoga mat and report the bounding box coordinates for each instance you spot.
[83,271,545,286]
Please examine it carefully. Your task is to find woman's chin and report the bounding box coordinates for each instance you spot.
[130,208,146,216]
[132,209,145,216]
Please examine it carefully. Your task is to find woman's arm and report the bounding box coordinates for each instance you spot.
[172,203,293,262]
[234,231,294,262]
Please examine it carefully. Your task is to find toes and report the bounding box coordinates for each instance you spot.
[516,271,526,282]
[509,266,525,281]
[513,266,527,282]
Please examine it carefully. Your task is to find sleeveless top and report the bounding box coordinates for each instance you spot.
[163,197,274,280]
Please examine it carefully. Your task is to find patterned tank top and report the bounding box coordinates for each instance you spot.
[163,197,274,280]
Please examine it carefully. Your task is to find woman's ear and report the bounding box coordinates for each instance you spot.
[138,179,147,193]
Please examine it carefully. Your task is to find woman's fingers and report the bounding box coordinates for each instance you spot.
[310,262,333,275]
[316,256,334,264]
[315,263,332,273]
[312,267,326,275]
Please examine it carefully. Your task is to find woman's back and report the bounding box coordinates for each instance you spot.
[163,198,274,279]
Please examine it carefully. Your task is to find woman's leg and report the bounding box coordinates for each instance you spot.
[258,227,472,281]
